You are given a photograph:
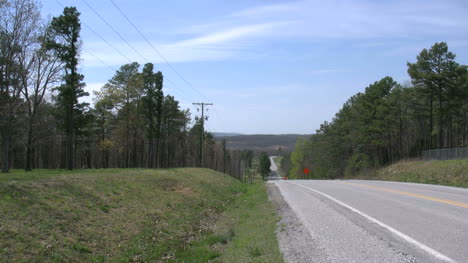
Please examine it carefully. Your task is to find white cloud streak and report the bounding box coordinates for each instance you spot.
[82,0,468,67]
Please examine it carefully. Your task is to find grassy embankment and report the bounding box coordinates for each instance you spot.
[0,168,283,262]
[353,159,468,188]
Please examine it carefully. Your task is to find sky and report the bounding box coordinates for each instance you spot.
[41,0,468,134]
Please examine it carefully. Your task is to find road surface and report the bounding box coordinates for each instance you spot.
[273,180,468,263]
[268,156,282,180]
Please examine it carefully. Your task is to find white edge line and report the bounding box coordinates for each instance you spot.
[287,181,457,263]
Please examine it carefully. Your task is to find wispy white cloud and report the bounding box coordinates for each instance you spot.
[173,22,290,47]
[82,0,468,67]
[230,2,299,18]
[82,22,292,66]
[226,0,468,39]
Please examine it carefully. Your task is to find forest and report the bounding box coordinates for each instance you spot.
[0,0,253,178]
[286,42,468,179]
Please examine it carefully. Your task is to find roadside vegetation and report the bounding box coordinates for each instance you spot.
[0,0,254,181]
[285,42,468,181]
[179,177,284,263]
[350,159,468,188]
[0,168,283,262]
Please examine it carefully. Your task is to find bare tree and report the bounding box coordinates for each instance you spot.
[20,23,63,171]
[0,0,42,172]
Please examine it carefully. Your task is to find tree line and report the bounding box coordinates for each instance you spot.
[0,0,254,178]
[287,42,468,179]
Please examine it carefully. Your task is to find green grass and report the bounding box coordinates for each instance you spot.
[353,159,468,188]
[177,180,284,263]
[0,168,284,262]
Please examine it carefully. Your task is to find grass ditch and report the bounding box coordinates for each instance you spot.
[0,168,283,262]
[178,180,284,262]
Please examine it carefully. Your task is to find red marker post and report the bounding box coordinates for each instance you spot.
[303,168,310,179]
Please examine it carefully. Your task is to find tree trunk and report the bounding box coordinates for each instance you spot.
[463,111,467,147]
[155,137,160,168]
[132,129,137,167]
[66,103,74,170]
[429,96,434,149]
[2,129,9,173]
[148,138,153,168]
[125,119,129,168]
[25,117,34,171]
[438,93,443,149]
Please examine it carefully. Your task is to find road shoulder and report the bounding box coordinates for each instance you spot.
[267,182,330,263]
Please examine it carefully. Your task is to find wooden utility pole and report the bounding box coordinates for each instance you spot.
[193,102,213,167]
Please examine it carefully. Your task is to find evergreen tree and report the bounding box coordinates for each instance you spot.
[46,6,88,170]
[259,152,271,181]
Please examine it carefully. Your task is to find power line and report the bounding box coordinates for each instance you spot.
[80,0,149,63]
[82,48,117,73]
[107,0,227,133]
[56,1,226,133]
[57,0,192,102]
[108,0,209,101]
[56,0,133,63]
[78,0,201,103]
[164,83,191,104]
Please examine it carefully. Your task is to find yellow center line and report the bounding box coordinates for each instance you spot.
[339,182,468,208]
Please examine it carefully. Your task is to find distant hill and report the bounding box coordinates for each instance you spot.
[214,134,311,154]
[212,132,243,137]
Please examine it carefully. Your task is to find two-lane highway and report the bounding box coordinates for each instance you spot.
[268,156,282,180]
[274,180,468,262]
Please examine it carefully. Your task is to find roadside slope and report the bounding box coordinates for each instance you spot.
[356,159,468,188]
[0,168,282,262]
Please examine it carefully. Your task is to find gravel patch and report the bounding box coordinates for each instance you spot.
[267,182,330,263]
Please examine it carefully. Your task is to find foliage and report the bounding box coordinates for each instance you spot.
[46,6,89,170]
[258,152,271,180]
[287,42,468,179]
[176,179,284,262]
[0,3,251,178]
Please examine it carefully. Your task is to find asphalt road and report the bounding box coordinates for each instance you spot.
[268,156,282,180]
[274,180,468,263]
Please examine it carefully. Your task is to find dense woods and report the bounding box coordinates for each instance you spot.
[289,42,468,179]
[0,0,253,178]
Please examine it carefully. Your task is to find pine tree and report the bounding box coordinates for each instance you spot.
[46,7,88,170]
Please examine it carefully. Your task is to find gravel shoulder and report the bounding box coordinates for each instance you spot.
[267,182,330,263]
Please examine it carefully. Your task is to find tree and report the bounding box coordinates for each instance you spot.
[408,42,460,149]
[46,6,88,170]
[108,62,140,168]
[22,22,63,171]
[1,0,43,172]
[93,89,115,168]
[283,43,467,180]
[259,152,271,181]
[141,63,165,168]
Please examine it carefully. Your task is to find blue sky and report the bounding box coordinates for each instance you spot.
[41,0,468,134]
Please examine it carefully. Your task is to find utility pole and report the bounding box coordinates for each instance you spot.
[193,102,213,167]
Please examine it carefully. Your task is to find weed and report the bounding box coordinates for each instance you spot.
[247,246,262,258]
